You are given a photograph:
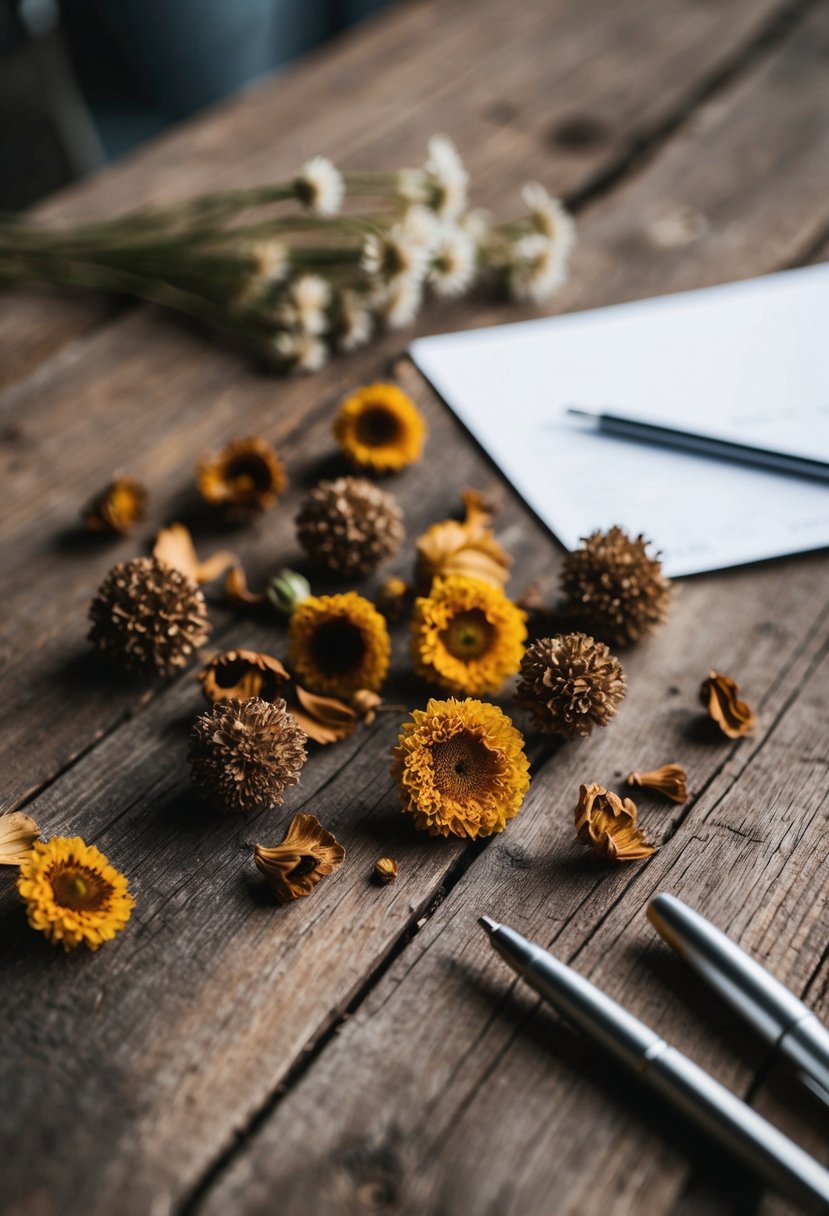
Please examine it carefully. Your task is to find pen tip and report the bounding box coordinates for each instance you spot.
[478,915,499,935]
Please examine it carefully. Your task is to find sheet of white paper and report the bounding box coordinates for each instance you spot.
[410,264,829,577]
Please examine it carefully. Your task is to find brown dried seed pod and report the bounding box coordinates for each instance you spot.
[561,526,671,647]
[517,632,625,738]
[296,476,404,577]
[188,697,307,813]
[88,556,210,674]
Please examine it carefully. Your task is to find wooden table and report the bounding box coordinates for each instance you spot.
[2,1,828,1213]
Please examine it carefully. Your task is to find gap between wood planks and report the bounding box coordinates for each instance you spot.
[0,0,818,419]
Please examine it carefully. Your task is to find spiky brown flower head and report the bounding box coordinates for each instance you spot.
[373,857,398,884]
[415,489,510,593]
[516,633,626,738]
[296,477,405,577]
[254,813,345,904]
[700,671,757,738]
[561,526,671,646]
[189,697,308,813]
[18,836,134,950]
[199,650,290,704]
[288,592,391,698]
[333,383,427,472]
[82,476,148,535]
[88,556,210,674]
[627,764,688,803]
[411,576,527,695]
[391,697,530,839]
[0,812,40,866]
[575,784,655,862]
[196,436,286,519]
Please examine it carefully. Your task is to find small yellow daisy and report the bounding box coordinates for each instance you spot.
[288,592,391,697]
[18,837,134,951]
[333,383,426,471]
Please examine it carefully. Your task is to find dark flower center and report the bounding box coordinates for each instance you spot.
[226,453,274,492]
[355,406,402,448]
[289,854,319,881]
[213,657,283,701]
[441,609,494,661]
[51,864,113,912]
[430,732,498,801]
[311,618,367,675]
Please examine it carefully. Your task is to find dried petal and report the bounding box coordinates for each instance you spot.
[700,671,757,739]
[352,689,383,725]
[225,563,266,607]
[0,812,40,865]
[254,813,345,904]
[575,783,655,861]
[292,685,358,745]
[373,857,398,884]
[200,650,290,704]
[626,764,688,803]
[415,489,511,593]
[153,523,236,585]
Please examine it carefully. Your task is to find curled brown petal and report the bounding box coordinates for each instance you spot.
[575,783,655,861]
[254,813,345,904]
[153,523,236,585]
[626,764,688,804]
[700,671,757,739]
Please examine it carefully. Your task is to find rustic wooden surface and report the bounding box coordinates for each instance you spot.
[1,1,828,1214]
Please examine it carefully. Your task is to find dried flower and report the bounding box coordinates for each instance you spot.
[575,783,655,862]
[398,135,469,220]
[189,697,307,813]
[428,226,476,297]
[334,383,426,472]
[517,633,626,738]
[332,289,373,352]
[377,575,412,621]
[627,764,688,803]
[272,329,328,373]
[291,685,358,745]
[82,476,147,535]
[288,592,390,697]
[18,837,134,950]
[296,477,405,577]
[521,183,576,250]
[362,223,428,287]
[254,813,345,904]
[700,671,757,739]
[197,436,286,518]
[415,489,510,592]
[411,576,526,695]
[153,522,236,585]
[379,276,424,329]
[0,812,40,865]
[391,697,530,838]
[277,274,332,335]
[508,234,567,304]
[199,650,290,704]
[352,689,383,725]
[373,857,398,884]
[88,556,210,674]
[561,526,671,646]
[294,156,344,216]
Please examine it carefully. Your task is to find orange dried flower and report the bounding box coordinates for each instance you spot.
[197,436,286,517]
[288,592,390,697]
[254,813,345,904]
[627,764,688,803]
[575,783,655,861]
[82,477,147,534]
[700,671,757,738]
[199,650,290,704]
[415,490,510,592]
[334,383,426,471]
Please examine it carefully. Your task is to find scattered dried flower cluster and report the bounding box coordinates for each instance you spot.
[0,138,576,371]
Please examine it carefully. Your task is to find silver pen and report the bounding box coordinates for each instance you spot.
[648,893,829,1104]
[479,916,829,1212]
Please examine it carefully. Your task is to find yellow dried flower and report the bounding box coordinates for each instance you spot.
[411,576,526,695]
[254,813,345,904]
[700,671,757,739]
[197,435,286,517]
[0,812,40,865]
[391,697,530,839]
[333,383,426,471]
[575,783,655,862]
[288,592,390,697]
[373,857,398,884]
[627,764,688,803]
[199,650,290,704]
[18,837,134,951]
[82,476,147,534]
[415,490,510,592]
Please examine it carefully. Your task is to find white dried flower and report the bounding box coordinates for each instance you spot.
[334,290,373,352]
[248,239,289,287]
[521,183,576,255]
[273,330,328,373]
[381,276,423,329]
[277,274,331,335]
[362,223,428,286]
[294,156,344,216]
[400,205,442,251]
[423,135,468,220]
[508,233,568,304]
[428,225,476,297]
[460,208,491,244]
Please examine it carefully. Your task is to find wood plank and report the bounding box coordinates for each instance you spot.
[2,5,828,1216]
[0,0,802,392]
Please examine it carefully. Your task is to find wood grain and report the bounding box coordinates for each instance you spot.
[1,0,828,1214]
